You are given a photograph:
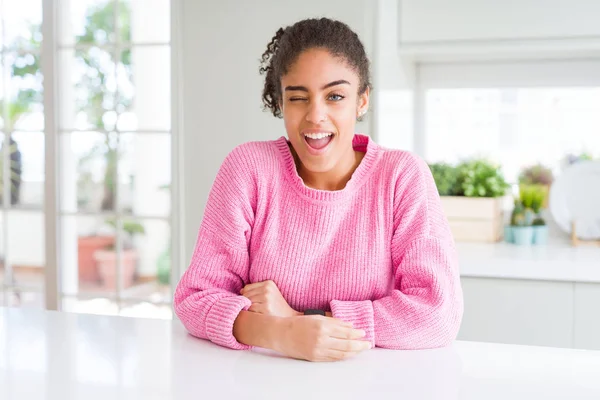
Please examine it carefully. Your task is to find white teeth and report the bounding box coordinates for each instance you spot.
[304,132,333,140]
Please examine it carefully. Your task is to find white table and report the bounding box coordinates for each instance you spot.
[1,308,599,399]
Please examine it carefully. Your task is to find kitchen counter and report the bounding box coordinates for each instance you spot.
[1,307,599,399]
[458,242,600,283]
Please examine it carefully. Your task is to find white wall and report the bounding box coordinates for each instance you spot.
[178,0,379,266]
[399,0,600,43]
[397,0,600,62]
[372,0,415,152]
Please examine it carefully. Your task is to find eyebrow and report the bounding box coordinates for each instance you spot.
[284,79,350,92]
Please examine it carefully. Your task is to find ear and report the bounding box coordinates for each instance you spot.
[357,87,370,116]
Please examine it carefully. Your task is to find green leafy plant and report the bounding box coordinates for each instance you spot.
[455,159,510,198]
[521,184,547,226]
[510,198,535,227]
[428,162,459,196]
[518,164,554,186]
[519,185,544,226]
[532,216,546,226]
[103,218,146,250]
[75,2,132,211]
[510,199,526,227]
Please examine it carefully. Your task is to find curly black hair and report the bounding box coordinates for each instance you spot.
[259,18,372,119]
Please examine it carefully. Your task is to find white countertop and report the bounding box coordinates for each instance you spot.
[1,307,600,399]
[458,242,600,283]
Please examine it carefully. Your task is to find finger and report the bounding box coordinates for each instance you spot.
[330,318,354,328]
[327,338,372,353]
[240,288,265,299]
[248,303,265,313]
[240,283,264,294]
[242,292,267,304]
[242,280,274,292]
[329,325,367,340]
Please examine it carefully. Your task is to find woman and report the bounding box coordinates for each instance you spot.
[174,17,463,362]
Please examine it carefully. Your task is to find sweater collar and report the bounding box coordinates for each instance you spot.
[273,133,381,202]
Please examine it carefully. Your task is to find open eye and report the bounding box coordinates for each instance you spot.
[328,93,345,101]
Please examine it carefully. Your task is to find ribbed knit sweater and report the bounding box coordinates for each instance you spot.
[174,134,463,350]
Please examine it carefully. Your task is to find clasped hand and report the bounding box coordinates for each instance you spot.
[240,280,371,362]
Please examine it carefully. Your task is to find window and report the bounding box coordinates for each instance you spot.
[417,60,600,183]
[56,0,173,318]
[1,0,175,319]
[0,0,45,308]
[425,87,600,183]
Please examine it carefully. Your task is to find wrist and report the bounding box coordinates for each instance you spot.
[291,309,302,317]
[269,316,292,353]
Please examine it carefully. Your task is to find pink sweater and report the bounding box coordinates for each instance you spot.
[174,134,463,350]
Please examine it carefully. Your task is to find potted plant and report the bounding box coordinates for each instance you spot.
[93,219,145,290]
[509,199,534,245]
[429,162,459,196]
[433,158,510,243]
[529,185,549,245]
[75,2,133,283]
[518,163,553,208]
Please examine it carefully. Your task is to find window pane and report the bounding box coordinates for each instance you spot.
[0,12,4,49]
[0,133,19,207]
[60,131,117,213]
[0,59,4,131]
[121,218,170,303]
[122,0,170,44]
[117,47,171,131]
[425,88,600,182]
[5,51,44,131]
[58,48,117,131]
[118,133,171,216]
[60,215,118,296]
[10,132,44,208]
[0,210,45,291]
[58,0,118,47]
[0,211,4,287]
[2,0,42,52]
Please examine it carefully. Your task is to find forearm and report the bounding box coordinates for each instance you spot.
[233,310,284,349]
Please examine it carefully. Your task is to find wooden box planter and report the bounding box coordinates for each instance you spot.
[440,196,505,243]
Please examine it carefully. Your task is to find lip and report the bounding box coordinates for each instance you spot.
[302,131,335,156]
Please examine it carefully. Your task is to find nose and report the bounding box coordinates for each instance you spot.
[305,99,328,124]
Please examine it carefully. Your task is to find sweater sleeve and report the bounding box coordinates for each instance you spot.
[330,154,464,349]
[173,146,256,350]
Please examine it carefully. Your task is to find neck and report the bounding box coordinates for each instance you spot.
[290,142,365,191]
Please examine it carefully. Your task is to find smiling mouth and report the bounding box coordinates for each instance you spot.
[303,133,334,151]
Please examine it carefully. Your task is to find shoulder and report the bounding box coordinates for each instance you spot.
[376,145,432,187]
[218,138,282,177]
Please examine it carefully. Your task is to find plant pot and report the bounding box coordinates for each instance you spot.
[512,226,534,245]
[532,225,549,245]
[440,196,506,243]
[94,249,138,290]
[504,226,514,243]
[78,236,115,282]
